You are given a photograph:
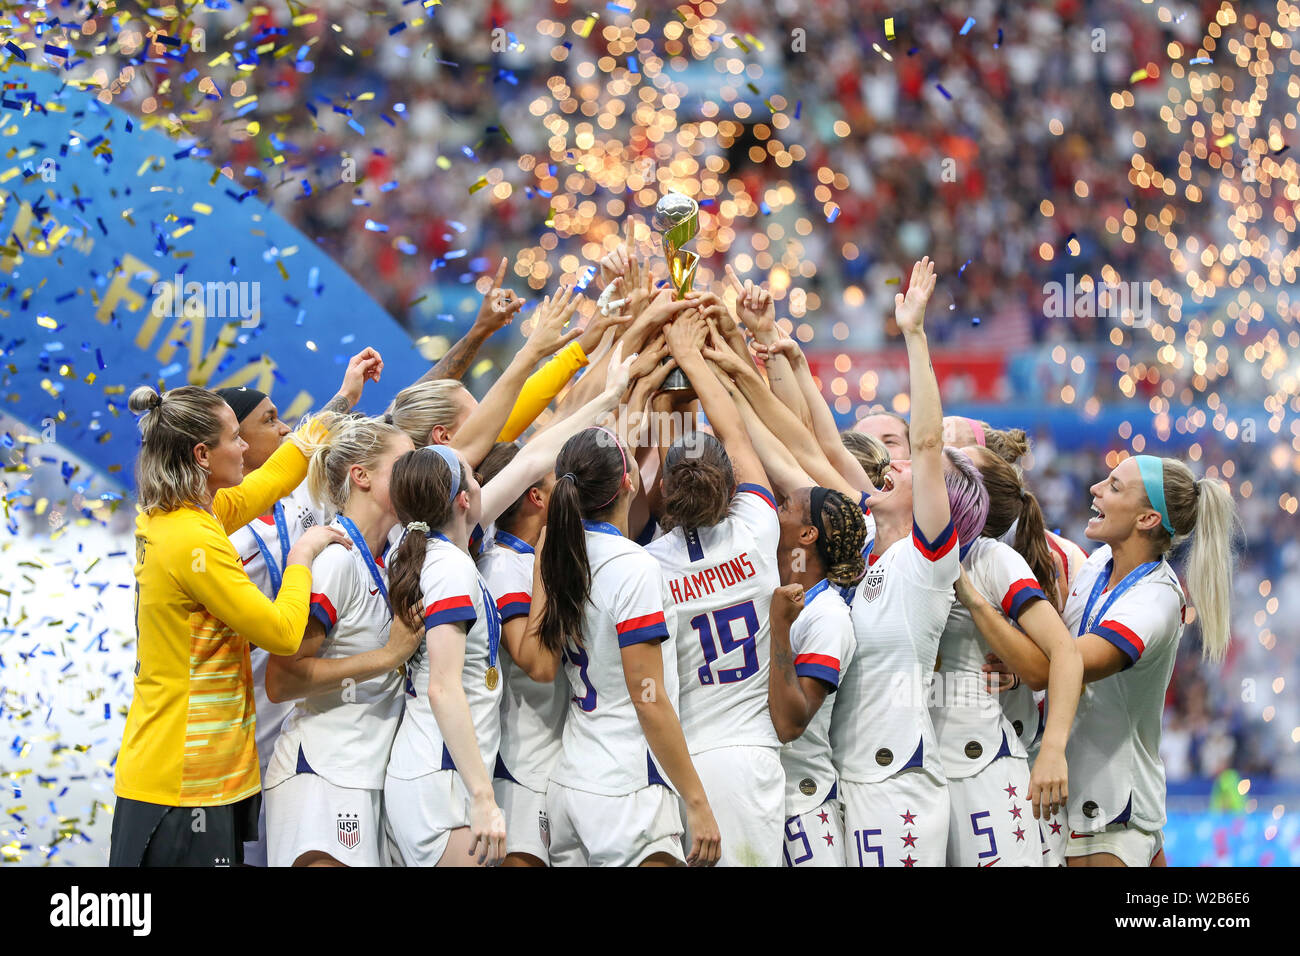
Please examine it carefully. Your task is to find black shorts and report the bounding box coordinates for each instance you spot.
[109,794,261,867]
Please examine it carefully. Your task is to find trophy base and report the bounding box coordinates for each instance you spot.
[661,366,692,392]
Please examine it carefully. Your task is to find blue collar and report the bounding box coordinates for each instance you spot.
[806,579,831,602]
[582,519,623,538]
[494,530,535,555]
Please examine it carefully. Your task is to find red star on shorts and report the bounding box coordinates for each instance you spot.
[1009,805,1023,820]
[823,832,835,847]
[901,831,917,848]
[900,854,917,867]
[817,809,830,825]
[900,809,916,825]
[1003,783,1018,798]
[1049,821,1063,835]
[1013,826,1026,843]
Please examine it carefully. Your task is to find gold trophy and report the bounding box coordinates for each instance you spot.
[653,193,699,392]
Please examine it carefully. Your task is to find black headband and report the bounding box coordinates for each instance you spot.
[215,386,269,423]
[808,486,833,568]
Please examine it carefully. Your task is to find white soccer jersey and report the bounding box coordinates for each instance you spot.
[264,524,403,791]
[1060,545,1185,833]
[782,579,857,816]
[387,535,503,781]
[549,522,680,797]
[932,538,1047,779]
[646,484,781,753]
[228,483,330,769]
[831,519,958,784]
[476,530,567,791]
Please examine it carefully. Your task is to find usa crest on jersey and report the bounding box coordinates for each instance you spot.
[337,812,361,850]
[861,564,885,603]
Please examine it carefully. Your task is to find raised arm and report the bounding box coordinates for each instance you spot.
[666,309,767,490]
[450,287,585,467]
[478,345,636,527]
[717,370,816,499]
[895,257,947,540]
[702,330,857,499]
[405,258,523,390]
[724,265,812,430]
[756,336,877,494]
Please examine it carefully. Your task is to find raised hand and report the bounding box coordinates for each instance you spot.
[701,326,754,379]
[600,342,638,408]
[770,583,805,630]
[725,264,776,338]
[474,258,525,333]
[336,347,384,408]
[638,286,704,333]
[664,307,708,359]
[524,285,586,361]
[895,256,937,336]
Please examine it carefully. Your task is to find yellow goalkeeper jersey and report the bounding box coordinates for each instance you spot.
[116,438,315,807]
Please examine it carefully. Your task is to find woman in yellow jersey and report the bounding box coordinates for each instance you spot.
[111,384,349,867]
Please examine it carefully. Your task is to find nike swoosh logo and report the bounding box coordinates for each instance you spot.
[979,857,1000,867]
[369,587,380,595]
[241,553,257,566]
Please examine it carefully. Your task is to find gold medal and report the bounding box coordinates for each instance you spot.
[485,665,499,691]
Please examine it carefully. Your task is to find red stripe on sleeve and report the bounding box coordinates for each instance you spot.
[794,653,841,672]
[424,595,474,617]
[1000,578,1040,616]
[309,592,338,625]
[495,591,531,610]
[1098,618,1146,657]
[616,611,666,634]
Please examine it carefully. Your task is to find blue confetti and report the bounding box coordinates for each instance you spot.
[794,100,802,119]
[971,316,981,326]
[1190,56,1212,65]
[958,259,972,276]
[364,219,388,232]
[936,83,952,100]
[826,206,841,223]
[628,56,639,74]
[959,17,975,35]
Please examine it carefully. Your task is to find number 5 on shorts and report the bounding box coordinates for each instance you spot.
[970,811,998,860]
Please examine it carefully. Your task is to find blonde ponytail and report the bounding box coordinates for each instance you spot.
[306,417,405,513]
[1183,477,1240,664]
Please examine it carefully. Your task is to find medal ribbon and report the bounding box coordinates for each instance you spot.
[337,514,389,607]
[1078,559,1160,637]
[246,501,289,596]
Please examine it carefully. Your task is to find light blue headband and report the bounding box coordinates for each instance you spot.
[425,444,462,501]
[1134,455,1175,536]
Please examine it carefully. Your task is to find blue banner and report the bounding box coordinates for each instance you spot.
[0,68,425,489]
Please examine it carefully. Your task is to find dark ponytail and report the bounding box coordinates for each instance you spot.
[976,453,1057,601]
[539,428,628,654]
[388,446,465,632]
[660,432,735,532]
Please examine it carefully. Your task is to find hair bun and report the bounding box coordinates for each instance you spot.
[128,385,163,415]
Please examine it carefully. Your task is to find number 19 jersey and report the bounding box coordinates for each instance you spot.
[646,484,782,754]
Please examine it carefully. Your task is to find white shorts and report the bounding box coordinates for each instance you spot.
[1065,822,1163,868]
[493,778,551,865]
[1038,808,1067,867]
[946,757,1042,867]
[841,769,949,867]
[547,783,684,867]
[688,745,785,867]
[264,773,386,867]
[384,770,471,867]
[782,797,846,867]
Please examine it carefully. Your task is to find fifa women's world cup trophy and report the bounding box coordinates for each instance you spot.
[653,192,700,393]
